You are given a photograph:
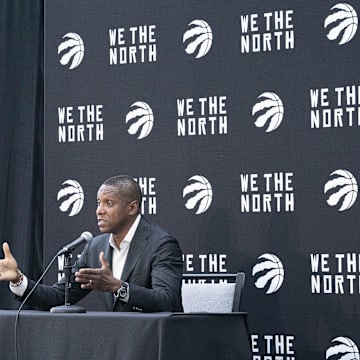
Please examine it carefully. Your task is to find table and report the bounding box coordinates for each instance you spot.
[0,310,251,360]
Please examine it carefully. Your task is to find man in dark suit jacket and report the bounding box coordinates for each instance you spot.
[0,175,184,312]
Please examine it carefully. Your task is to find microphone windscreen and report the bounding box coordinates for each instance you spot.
[81,231,93,242]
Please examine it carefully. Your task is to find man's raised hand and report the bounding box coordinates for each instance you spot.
[0,243,19,282]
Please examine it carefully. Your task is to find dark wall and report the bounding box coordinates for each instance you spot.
[0,0,44,309]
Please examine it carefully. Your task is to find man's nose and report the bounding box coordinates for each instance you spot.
[96,205,104,215]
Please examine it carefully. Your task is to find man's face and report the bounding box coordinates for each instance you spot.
[96,184,133,235]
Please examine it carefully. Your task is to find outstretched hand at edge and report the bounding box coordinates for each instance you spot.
[0,242,19,282]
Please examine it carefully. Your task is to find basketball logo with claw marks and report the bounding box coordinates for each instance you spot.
[57,179,84,216]
[252,92,284,133]
[183,175,213,214]
[326,337,360,360]
[58,33,85,70]
[252,253,285,294]
[324,3,358,45]
[324,169,358,211]
[183,20,213,59]
[126,101,154,139]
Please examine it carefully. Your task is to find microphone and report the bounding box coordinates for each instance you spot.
[57,231,93,255]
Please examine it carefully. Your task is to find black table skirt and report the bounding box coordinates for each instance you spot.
[0,310,251,360]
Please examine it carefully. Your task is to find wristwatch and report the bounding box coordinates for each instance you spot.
[114,281,129,299]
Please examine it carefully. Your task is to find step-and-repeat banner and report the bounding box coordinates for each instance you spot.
[44,1,360,358]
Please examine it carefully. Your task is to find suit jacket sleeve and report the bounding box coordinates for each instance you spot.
[114,219,184,313]
[16,242,94,311]
[17,218,183,312]
[17,272,90,311]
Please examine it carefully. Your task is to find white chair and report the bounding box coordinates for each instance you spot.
[181,272,245,313]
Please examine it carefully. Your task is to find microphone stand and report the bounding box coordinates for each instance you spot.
[50,250,86,313]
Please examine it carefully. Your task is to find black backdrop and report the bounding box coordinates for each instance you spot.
[3,1,360,358]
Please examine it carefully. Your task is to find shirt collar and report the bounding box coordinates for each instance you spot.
[109,214,141,249]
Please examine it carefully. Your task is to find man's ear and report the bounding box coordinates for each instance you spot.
[128,200,139,215]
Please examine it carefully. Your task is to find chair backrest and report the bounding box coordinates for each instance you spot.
[181,272,245,313]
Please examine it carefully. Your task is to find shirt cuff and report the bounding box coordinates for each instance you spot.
[9,275,28,297]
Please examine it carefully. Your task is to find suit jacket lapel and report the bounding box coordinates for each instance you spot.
[120,217,149,282]
[103,237,115,310]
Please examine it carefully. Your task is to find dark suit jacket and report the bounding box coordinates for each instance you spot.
[23,217,184,312]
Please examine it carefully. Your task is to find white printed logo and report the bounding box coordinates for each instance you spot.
[252,92,284,132]
[57,254,65,281]
[326,337,360,360]
[183,20,213,59]
[252,253,285,294]
[324,169,358,211]
[183,175,213,214]
[126,101,154,139]
[57,179,84,216]
[58,33,85,70]
[324,3,358,45]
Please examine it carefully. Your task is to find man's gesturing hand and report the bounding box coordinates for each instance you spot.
[0,243,19,282]
[75,252,122,293]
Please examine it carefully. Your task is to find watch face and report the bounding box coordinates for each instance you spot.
[119,283,128,298]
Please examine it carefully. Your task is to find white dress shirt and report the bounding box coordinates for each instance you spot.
[109,214,140,280]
